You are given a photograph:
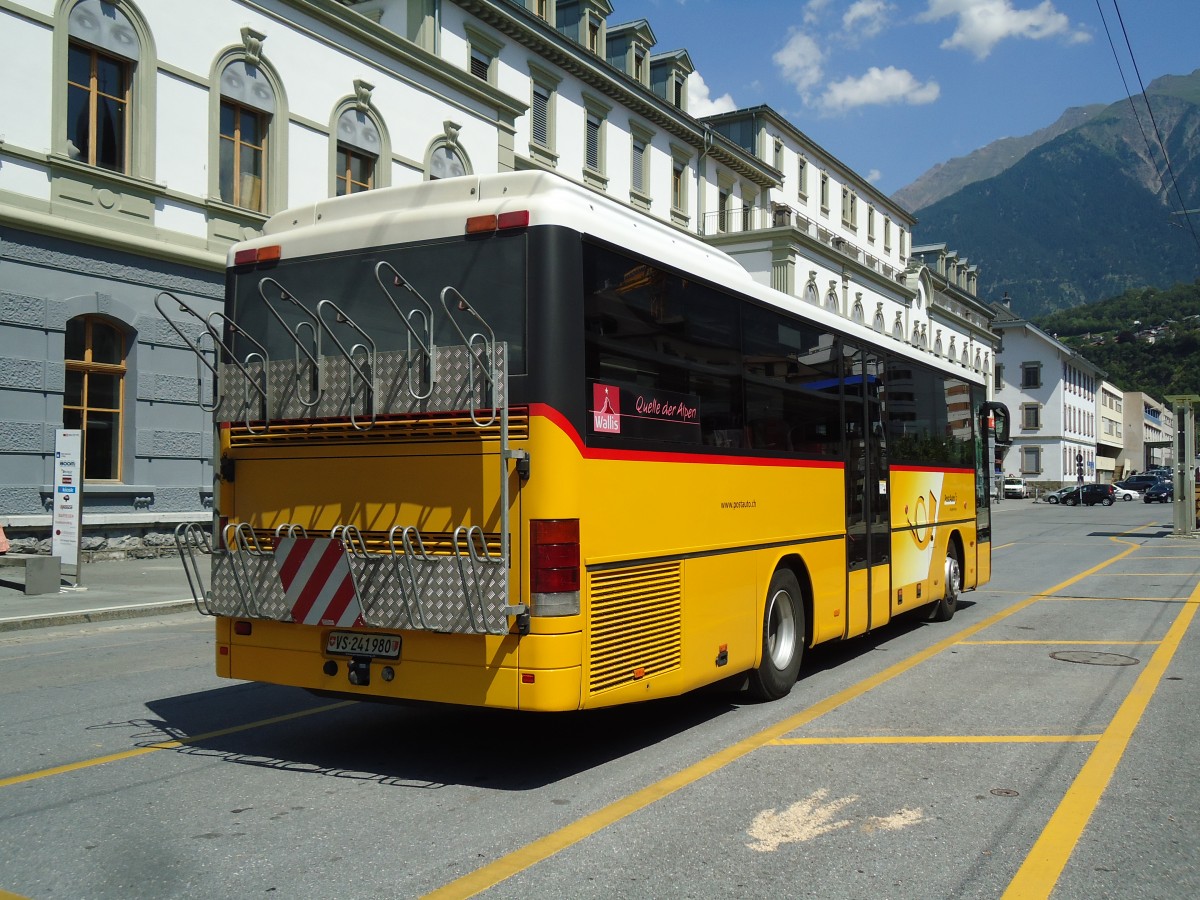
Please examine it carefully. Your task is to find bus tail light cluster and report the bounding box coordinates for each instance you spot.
[465,210,530,234]
[233,245,282,266]
[530,518,580,617]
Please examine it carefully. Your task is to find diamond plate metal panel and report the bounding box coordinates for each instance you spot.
[221,344,506,423]
[209,552,293,620]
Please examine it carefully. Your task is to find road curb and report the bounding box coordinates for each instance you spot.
[0,599,197,633]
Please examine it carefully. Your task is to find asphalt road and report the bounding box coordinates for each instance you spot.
[1,498,1197,899]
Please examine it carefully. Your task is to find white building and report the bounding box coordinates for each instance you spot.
[1122,392,1175,473]
[991,310,1103,486]
[1096,380,1126,481]
[0,0,987,542]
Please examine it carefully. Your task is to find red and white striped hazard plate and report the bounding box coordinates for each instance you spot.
[274,537,363,627]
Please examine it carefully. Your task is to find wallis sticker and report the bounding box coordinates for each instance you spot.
[589,381,700,443]
[593,383,622,433]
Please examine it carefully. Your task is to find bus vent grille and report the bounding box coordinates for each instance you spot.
[587,562,682,695]
[227,410,528,448]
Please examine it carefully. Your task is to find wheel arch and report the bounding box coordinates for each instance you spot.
[773,552,814,650]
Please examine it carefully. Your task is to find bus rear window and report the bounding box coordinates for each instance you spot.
[226,234,528,374]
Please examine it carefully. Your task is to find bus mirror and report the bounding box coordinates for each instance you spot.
[983,402,1010,444]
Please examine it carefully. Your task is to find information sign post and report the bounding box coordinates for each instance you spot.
[52,429,84,585]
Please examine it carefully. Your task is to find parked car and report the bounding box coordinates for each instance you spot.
[1114,479,1149,497]
[1122,474,1167,492]
[1080,483,1116,506]
[1044,486,1079,504]
[1111,483,1140,501]
[1003,476,1028,499]
[1144,482,1174,503]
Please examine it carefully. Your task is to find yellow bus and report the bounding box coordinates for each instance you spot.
[164,170,1008,711]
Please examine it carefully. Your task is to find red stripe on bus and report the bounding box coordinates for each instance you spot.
[276,538,311,590]
[289,540,345,623]
[317,574,358,626]
[890,464,975,474]
[528,403,843,469]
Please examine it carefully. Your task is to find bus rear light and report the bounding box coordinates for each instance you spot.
[232,245,282,266]
[466,211,530,234]
[530,518,580,616]
[521,673,535,684]
[497,210,529,230]
[466,214,497,234]
[234,621,252,636]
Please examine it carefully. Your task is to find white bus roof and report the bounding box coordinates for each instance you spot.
[234,170,985,385]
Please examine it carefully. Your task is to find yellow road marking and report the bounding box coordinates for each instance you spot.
[0,701,353,789]
[771,735,1100,745]
[1002,582,1200,898]
[423,529,1149,899]
[959,640,1160,645]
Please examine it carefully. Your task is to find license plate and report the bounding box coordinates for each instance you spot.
[325,631,402,659]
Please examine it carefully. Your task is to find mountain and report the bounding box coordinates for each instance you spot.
[1032,282,1200,397]
[904,69,1200,318]
[892,104,1103,211]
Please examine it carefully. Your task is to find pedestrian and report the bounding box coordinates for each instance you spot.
[0,525,9,555]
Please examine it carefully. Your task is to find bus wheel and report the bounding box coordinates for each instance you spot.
[928,548,962,622]
[748,570,804,701]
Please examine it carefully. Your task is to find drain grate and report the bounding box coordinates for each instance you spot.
[1050,651,1139,666]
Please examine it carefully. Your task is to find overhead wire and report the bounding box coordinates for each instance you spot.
[1095,0,1200,251]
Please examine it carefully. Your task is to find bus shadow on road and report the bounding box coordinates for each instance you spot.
[140,682,738,791]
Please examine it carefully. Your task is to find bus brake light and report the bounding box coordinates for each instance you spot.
[466,211,530,234]
[530,518,580,598]
[233,245,282,265]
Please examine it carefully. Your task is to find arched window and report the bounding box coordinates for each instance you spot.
[428,140,469,180]
[335,107,383,195]
[218,59,276,211]
[64,315,126,481]
[62,0,155,175]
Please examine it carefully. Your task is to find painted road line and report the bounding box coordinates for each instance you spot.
[771,735,1101,745]
[958,640,1161,645]
[1001,578,1200,899]
[422,531,1149,900]
[0,701,353,789]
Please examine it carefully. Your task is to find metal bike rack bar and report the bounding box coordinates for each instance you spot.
[154,291,270,427]
[374,261,436,400]
[258,277,322,410]
[317,298,377,430]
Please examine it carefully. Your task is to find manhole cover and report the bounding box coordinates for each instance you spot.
[1050,651,1139,666]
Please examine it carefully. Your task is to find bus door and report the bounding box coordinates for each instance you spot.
[844,347,891,638]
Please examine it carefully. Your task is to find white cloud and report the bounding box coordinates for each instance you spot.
[773,29,825,99]
[843,1,893,40]
[865,168,883,183]
[919,0,1091,59]
[803,0,834,26]
[819,66,940,111]
[687,71,737,117]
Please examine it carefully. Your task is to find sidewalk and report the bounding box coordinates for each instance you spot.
[0,555,199,631]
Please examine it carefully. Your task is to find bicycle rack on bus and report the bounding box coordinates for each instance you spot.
[257,277,322,411]
[174,522,215,616]
[316,298,377,430]
[154,292,270,431]
[374,261,436,401]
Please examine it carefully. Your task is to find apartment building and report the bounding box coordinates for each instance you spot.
[0,0,987,542]
[990,309,1104,486]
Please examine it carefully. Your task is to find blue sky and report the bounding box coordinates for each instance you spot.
[610,0,1200,197]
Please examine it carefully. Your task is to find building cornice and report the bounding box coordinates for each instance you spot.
[454,0,776,186]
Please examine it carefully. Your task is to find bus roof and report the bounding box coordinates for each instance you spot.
[234,170,987,386]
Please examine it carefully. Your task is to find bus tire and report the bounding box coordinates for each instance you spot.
[748,569,804,701]
[927,546,962,622]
